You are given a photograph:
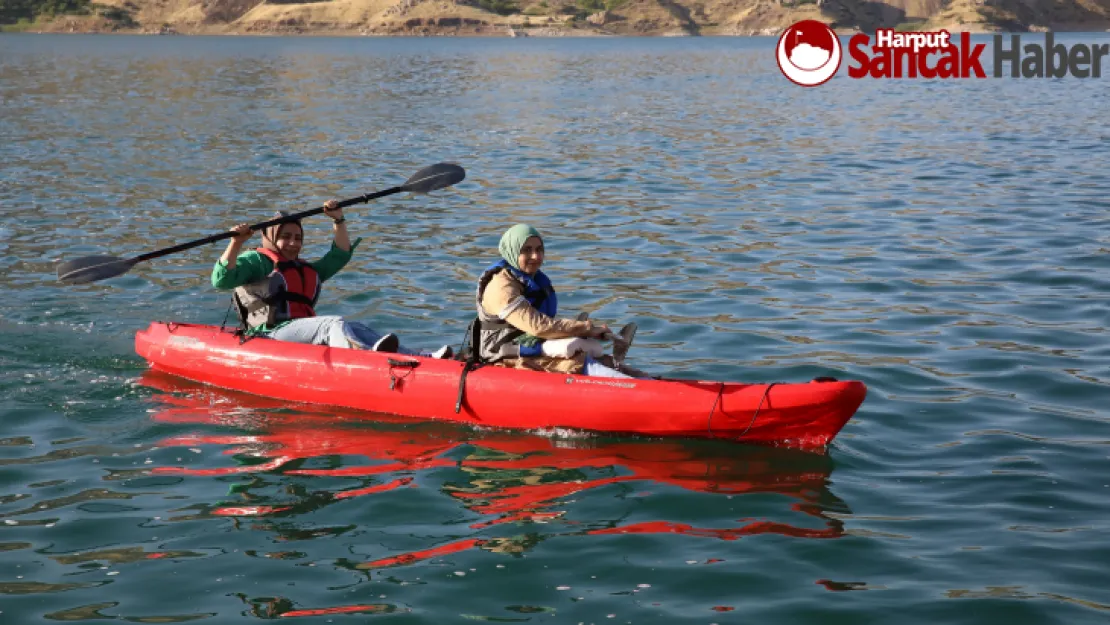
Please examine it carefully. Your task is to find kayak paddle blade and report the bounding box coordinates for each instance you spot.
[401,163,466,194]
[57,255,135,284]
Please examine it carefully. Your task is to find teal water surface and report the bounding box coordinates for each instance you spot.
[1,33,1109,623]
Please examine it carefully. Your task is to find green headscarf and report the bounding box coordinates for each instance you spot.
[498,224,543,271]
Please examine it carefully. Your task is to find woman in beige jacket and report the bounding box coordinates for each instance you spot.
[474,224,635,377]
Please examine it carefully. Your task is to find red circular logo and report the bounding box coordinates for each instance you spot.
[776,20,843,87]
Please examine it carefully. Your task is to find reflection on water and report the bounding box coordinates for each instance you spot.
[139,371,846,616]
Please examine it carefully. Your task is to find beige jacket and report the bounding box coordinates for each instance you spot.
[479,268,592,374]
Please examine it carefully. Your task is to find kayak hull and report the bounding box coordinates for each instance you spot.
[134,322,866,448]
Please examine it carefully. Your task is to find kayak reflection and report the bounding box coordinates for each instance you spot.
[142,371,849,567]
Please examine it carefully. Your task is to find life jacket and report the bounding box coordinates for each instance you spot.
[473,260,556,362]
[232,247,321,330]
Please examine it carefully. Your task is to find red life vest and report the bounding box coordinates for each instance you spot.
[254,247,321,320]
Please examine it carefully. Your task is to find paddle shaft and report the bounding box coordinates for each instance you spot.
[131,186,402,264]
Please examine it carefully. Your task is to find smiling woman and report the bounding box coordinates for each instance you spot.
[472,223,644,378]
[213,203,349,337]
[211,201,453,358]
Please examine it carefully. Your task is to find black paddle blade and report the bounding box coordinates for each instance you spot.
[401,163,466,194]
[57,255,136,284]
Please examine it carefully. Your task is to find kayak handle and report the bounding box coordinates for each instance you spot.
[387,359,420,391]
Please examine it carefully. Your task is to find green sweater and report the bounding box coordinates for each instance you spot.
[211,240,361,334]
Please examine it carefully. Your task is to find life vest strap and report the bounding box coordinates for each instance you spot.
[278,292,317,307]
[239,291,317,319]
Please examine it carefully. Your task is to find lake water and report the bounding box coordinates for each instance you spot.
[1,33,1109,623]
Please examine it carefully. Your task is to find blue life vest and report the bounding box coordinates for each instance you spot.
[474,259,557,359]
[490,260,557,317]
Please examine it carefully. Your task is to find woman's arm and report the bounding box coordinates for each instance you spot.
[219,223,252,270]
[482,271,592,339]
[322,200,350,252]
[311,238,360,283]
[308,199,363,282]
[212,224,269,289]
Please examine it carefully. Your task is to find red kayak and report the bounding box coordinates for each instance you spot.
[134,322,866,448]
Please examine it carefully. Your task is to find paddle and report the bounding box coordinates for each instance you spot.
[57,163,466,285]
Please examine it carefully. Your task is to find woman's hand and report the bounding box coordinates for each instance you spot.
[221,223,253,269]
[325,199,351,252]
[586,322,612,340]
[230,223,253,245]
[322,199,343,222]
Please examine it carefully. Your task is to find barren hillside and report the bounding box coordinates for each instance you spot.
[5,0,1110,35]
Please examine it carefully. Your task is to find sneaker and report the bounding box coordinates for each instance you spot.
[372,333,399,353]
[431,345,453,359]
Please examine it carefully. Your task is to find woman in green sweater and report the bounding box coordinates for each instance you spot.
[212,200,451,358]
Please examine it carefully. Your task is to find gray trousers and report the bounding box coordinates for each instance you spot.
[267,315,425,356]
